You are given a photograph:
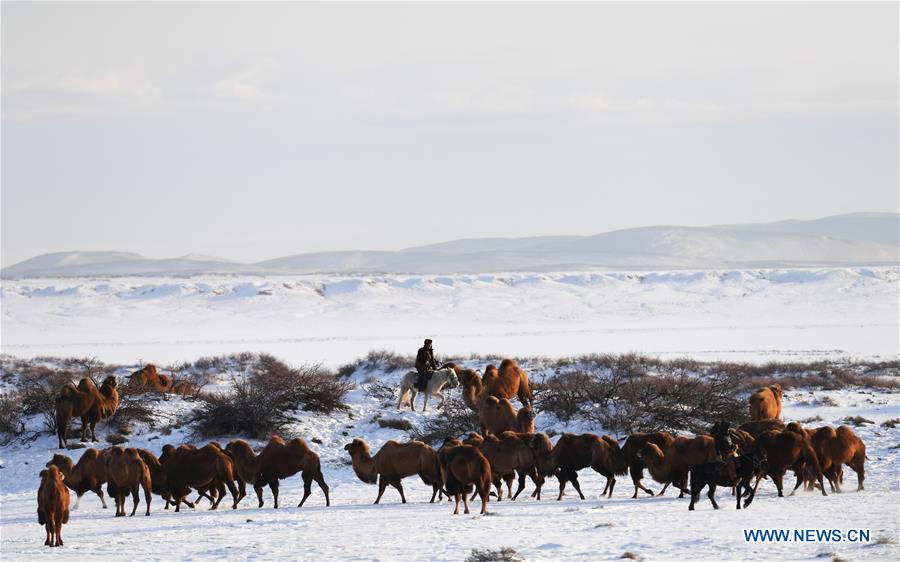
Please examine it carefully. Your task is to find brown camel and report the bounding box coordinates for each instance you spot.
[739,419,786,437]
[552,433,627,500]
[37,466,70,547]
[127,364,173,392]
[160,443,240,511]
[621,431,676,498]
[439,441,492,515]
[344,438,441,504]
[55,376,119,448]
[484,359,534,407]
[105,446,152,516]
[749,383,783,421]
[479,396,518,435]
[459,369,485,412]
[755,429,827,497]
[463,432,542,501]
[638,435,719,498]
[46,449,108,509]
[225,436,330,508]
[805,425,866,492]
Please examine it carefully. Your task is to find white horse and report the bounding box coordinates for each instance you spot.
[397,368,460,412]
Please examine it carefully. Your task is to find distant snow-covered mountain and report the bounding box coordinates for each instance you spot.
[3,213,897,278]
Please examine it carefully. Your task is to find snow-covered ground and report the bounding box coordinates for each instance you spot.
[2,267,898,365]
[1,360,898,561]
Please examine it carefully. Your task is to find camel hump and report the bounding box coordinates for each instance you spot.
[499,358,517,369]
[268,434,286,446]
[58,382,79,398]
[77,377,98,393]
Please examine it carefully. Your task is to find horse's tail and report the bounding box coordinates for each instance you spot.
[397,373,414,409]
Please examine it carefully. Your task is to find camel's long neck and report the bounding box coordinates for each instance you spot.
[350,450,377,483]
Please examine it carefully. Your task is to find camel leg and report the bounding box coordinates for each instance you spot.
[90,420,98,442]
[480,484,489,515]
[635,480,655,497]
[409,390,416,411]
[374,476,387,504]
[144,481,152,516]
[270,480,279,509]
[255,484,265,508]
[851,461,865,491]
[570,473,585,500]
[606,477,616,498]
[505,475,514,500]
[462,492,470,514]
[94,485,108,508]
[658,482,670,496]
[55,517,63,547]
[557,475,567,501]
[429,484,439,503]
[708,484,719,509]
[774,472,785,497]
[299,473,313,507]
[453,494,460,515]
[422,393,428,412]
[512,471,527,500]
[392,479,407,503]
[129,487,139,516]
[235,479,246,504]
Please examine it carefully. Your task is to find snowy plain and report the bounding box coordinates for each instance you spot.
[1,265,898,561]
[0,361,898,562]
[2,267,898,366]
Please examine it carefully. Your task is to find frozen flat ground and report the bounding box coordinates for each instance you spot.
[2,267,898,365]
[1,363,899,561]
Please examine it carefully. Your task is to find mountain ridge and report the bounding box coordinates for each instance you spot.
[4,212,897,278]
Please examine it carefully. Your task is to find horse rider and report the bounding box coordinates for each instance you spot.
[415,338,438,391]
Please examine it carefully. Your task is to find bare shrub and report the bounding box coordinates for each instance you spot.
[191,356,351,439]
[18,366,80,433]
[465,547,523,562]
[843,416,875,427]
[337,350,411,378]
[364,380,397,407]
[410,398,480,446]
[536,370,624,423]
[0,391,25,444]
[539,368,746,435]
[110,385,156,435]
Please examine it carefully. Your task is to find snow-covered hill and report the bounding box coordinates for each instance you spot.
[3,213,897,278]
[2,267,897,365]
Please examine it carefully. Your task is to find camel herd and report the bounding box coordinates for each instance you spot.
[35,364,869,547]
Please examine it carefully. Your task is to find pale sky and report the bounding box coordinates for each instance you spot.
[2,1,897,267]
